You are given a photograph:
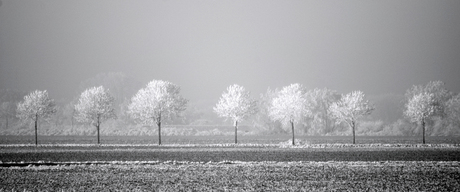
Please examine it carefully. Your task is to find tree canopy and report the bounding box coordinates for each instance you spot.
[214,84,257,124]
[405,93,436,123]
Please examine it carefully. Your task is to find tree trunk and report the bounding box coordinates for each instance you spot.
[352,121,356,144]
[234,120,238,144]
[291,121,295,146]
[71,110,75,128]
[157,113,162,145]
[325,112,328,134]
[97,123,100,144]
[158,121,161,145]
[96,116,101,144]
[35,114,38,146]
[97,124,100,144]
[422,118,426,144]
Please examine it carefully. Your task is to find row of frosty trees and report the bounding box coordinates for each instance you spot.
[9,79,460,145]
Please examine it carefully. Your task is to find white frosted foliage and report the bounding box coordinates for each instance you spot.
[405,93,436,123]
[330,91,373,126]
[214,84,258,125]
[269,84,310,127]
[17,90,56,122]
[128,80,187,126]
[75,86,116,126]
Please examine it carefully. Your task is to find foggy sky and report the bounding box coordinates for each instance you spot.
[1,0,460,105]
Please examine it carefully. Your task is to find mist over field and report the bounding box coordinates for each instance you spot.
[1,74,459,139]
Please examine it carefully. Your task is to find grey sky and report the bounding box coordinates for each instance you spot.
[1,0,459,105]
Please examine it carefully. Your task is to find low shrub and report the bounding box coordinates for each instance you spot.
[278,139,310,147]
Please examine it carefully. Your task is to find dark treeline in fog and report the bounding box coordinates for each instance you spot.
[1,72,460,138]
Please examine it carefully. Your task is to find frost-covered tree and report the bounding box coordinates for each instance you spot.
[405,81,452,118]
[330,91,374,144]
[269,84,310,145]
[304,88,341,135]
[214,84,258,144]
[405,93,436,144]
[128,80,188,145]
[16,90,56,145]
[252,88,284,134]
[1,89,27,130]
[79,72,142,108]
[74,86,116,144]
[446,93,460,134]
[63,100,77,128]
[1,102,15,129]
[405,81,454,136]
